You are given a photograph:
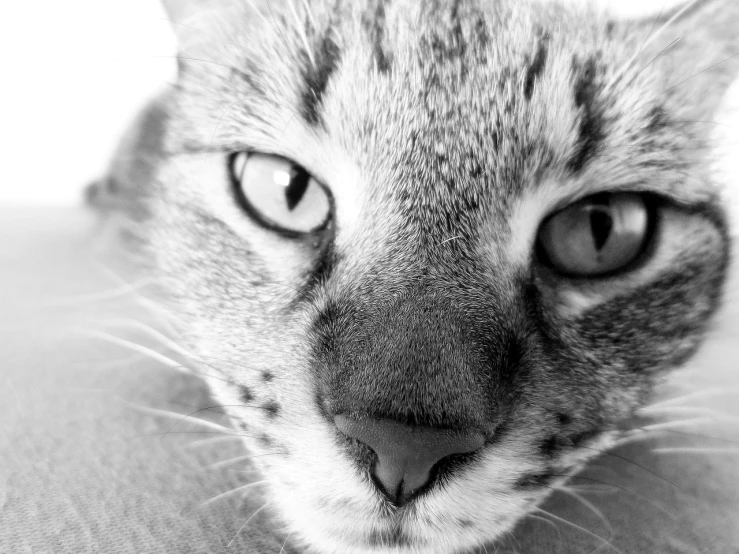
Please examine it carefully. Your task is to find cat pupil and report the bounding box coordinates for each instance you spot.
[589,209,613,252]
[284,168,310,211]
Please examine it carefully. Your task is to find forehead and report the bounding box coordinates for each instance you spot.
[297,1,645,233]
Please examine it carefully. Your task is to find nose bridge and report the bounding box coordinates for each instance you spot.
[315,279,501,431]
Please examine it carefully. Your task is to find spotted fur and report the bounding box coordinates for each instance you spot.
[91,1,739,553]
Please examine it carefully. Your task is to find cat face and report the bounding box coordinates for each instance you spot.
[98,0,738,552]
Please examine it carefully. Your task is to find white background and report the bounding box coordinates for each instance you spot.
[0,1,175,205]
[0,0,734,205]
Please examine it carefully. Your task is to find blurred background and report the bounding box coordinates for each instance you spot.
[1,0,733,206]
[0,1,175,205]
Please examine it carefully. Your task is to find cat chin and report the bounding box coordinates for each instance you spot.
[281,512,513,554]
[271,476,537,554]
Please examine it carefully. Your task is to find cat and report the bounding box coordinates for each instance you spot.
[88,0,739,552]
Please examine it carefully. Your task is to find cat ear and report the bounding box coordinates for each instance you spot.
[160,0,239,55]
[160,0,202,25]
[631,0,739,118]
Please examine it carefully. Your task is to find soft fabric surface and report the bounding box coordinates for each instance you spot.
[1,207,738,553]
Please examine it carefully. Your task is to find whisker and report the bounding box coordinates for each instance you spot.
[91,264,183,338]
[74,326,234,385]
[159,402,276,435]
[503,528,522,553]
[176,351,269,375]
[227,498,275,547]
[74,328,189,371]
[148,54,259,82]
[638,416,715,431]
[625,418,739,444]
[121,401,233,433]
[141,400,319,435]
[579,447,679,489]
[532,508,623,554]
[554,484,615,495]
[209,99,249,147]
[555,475,676,519]
[241,0,272,28]
[189,480,270,512]
[667,52,739,92]
[652,447,739,455]
[605,0,701,92]
[184,435,246,450]
[158,404,250,439]
[553,488,613,535]
[438,235,464,246]
[278,531,293,554]
[648,429,739,446]
[670,119,736,129]
[640,387,739,409]
[615,420,739,447]
[209,452,287,471]
[101,430,241,447]
[40,278,159,307]
[97,318,195,359]
[524,513,562,547]
[97,318,289,385]
[639,406,739,425]
[624,36,683,88]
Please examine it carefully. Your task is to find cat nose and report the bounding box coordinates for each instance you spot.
[334,415,485,506]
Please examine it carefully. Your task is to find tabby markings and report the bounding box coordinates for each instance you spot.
[301,32,342,127]
[523,30,550,100]
[363,0,393,74]
[568,56,605,172]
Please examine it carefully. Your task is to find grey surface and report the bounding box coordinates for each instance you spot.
[0,207,288,554]
[1,207,737,553]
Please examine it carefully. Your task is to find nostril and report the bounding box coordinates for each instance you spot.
[334,415,485,505]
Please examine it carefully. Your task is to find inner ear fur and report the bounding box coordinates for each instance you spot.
[632,0,739,119]
[160,0,247,57]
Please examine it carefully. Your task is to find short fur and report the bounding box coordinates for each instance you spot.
[90,1,739,553]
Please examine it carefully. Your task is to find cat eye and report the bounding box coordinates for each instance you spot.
[230,152,331,235]
[537,193,653,277]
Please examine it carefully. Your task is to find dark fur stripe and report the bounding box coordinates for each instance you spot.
[364,0,393,74]
[523,30,550,100]
[646,105,669,131]
[301,32,342,126]
[297,243,339,304]
[568,56,605,172]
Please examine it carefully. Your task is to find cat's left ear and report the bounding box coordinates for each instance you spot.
[161,0,203,25]
[631,0,739,119]
[160,0,240,56]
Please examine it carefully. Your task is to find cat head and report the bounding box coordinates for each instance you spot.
[95,0,738,552]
